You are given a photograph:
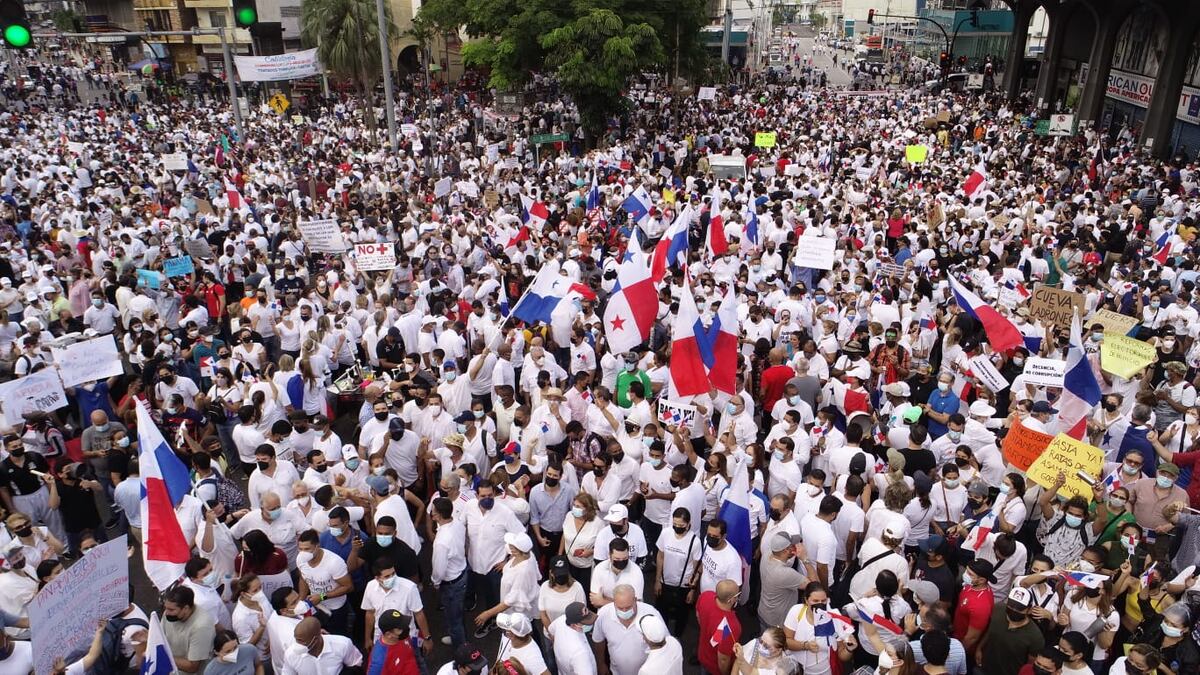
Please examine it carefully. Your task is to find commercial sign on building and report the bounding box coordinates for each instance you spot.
[234,49,324,82]
[1106,69,1200,125]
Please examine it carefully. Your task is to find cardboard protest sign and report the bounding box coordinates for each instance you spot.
[136,268,162,290]
[163,255,194,277]
[298,219,347,253]
[483,189,500,209]
[968,354,1009,393]
[658,399,697,429]
[1001,422,1055,471]
[1021,356,1066,387]
[52,335,124,387]
[1092,309,1140,337]
[905,145,928,163]
[792,236,837,270]
[0,369,68,426]
[1026,433,1105,499]
[1029,286,1084,329]
[1100,333,1157,379]
[354,242,396,272]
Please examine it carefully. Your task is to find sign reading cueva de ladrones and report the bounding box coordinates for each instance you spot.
[354,242,396,272]
[297,218,347,253]
[1028,285,1084,329]
[234,49,324,82]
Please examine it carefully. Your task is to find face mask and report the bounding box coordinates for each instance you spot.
[1084,587,1102,598]
[706,535,721,548]
[479,497,495,510]
[726,403,737,414]
[642,436,655,447]
[473,410,485,419]
[292,600,313,617]
[117,436,130,447]
[944,478,959,489]
[165,614,182,622]
[219,650,238,664]
[963,571,974,586]
[571,507,585,518]
[1163,622,1185,638]
[1103,401,1118,412]
[375,411,388,421]
[648,457,663,468]
[8,447,23,457]
[429,405,443,416]
[1091,333,1103,342]
[445,371,457,382]
[673,524,688,534]
[758,645,773,659]
[625,362,636,372]
[372,466,386,476]
[1188,414,1198,425]
[814,295,826,304]
[611,451,624,464]
[1163,339,1175,349]
[457,423,467,434]
[616,607,635,620]
[1006,608,1028,622]
[13,526,32,538]
[267,508,282,520]
[381,575,397,590]
[593,467,605,477]
[296,495,311,506]
[376,534,394,547]
[877,649,896,671]
[581,623,593,634]
[788,395,800,406]
[296,551,314,567]
[998,483,1011,494]
[611,559,629,571]
[257,460,270,471]
[1158,476,1175,489]
[937,382,949,392]
[1107,496,1126,509]
[1013,357,1025,367]
[948,430,962,442]
[1123,463,1140,475]
[1076,560,1096,573]
[552,572,569,585]
[774,449,787,462]
[1065,514,1084,528]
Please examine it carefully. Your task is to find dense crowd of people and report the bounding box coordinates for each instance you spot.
[0,28,1197,675]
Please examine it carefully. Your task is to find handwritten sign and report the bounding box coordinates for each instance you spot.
[184,238,213,260]
[484,189,500,209]
[1026,433,1105,499]
[136,268,162,290]
[1001,421,1055,471]
[1092,309,1140,337]
[0,369,68,425]
[52,335,124,387]
[905,145,928,163]
[697,87,717,101]
[1029,286,1084,329]
[755,132,777,148]
[792,236,837,270]
[1022,356,1066,387]
[297,218,347,253]
[161,152,189,171]
[434,177,453,199]
[354,242,396,272]
[30,538,130,675]
[1101,333,1157,379]
[968,354,1009,393]
[163,254,195,277]
[658,399,697,430]
[875,262,908,279]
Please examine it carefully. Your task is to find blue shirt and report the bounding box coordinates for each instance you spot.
[925,388,960,438]
[320,527,367,586]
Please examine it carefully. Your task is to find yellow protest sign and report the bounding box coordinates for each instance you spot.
[663,188,676,203]
[1092,309,1140,337]
[905,145,928,163]
[1026,434,1104,499]
[268,93,289,114]
[755,132,777,148]
[1100,333,1157,379]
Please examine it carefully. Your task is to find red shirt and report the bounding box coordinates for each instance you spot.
[952,585,994,642]
[202,282,226,319]
[696,590,740,674]
[760,364,794,413]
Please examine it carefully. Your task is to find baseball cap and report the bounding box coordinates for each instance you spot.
[968,559,998,584]
[453,644,488,673]
[639,614,668,643]
[1160,461,1181,477]
[769,531,802,553]
[902,406,922,424]
[919,534,948,555]
[377,609,409,634]
[1007,586,1033,609]
[549,555,570,578]
[907,579,941,606]
[564,602,594,626]
[603,504,629,523]
[365,475,390,495]
[503,531,533,553]
[496,612,533,637]
[1031,400,1059,414]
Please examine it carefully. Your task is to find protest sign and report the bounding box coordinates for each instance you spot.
[1100,333,1157,379]
[663,188,676,203]
[755,132,777,148]
[1021,356,1066,387]
[184,238,213,260]
[401,123,419,137]
[1092,309,1140,336]
[163,255,194,277]
[434,177,453,198]
[297,218,347,253]
[456,181,480,199]
[905,145,928,163]
[875,262,907,279]
[968,354,1009,393]
[483,189,500,209]
[997,285,1026,309]
[1026,433,1105,499]
[0,369,68,426]
[233,48,323,81]
[697,87,717,101]
[658,399,697,429]
[160,152,188,171]
[196,199,215,216]
[792,236,837,270]
[1029,286,1084,329]
[52,335,124,387]
[136,268,162,290]
[30,538,129,675]
[354,242,396,272]
[1001,422,1055,471]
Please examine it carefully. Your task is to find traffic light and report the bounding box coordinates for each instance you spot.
[232,0,258,28]
[969,9,979,28]
[958,55,967,66]
[0,0,30,49]
[939,52,949,69]
[867,9,875,24]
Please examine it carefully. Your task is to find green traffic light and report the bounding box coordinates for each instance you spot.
[4,24,29,48]
[235,6,257,26]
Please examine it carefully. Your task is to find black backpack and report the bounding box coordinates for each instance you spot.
[196,473,248,512]
[93,614,148,675]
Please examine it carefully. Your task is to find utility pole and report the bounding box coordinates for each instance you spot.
[721,4,732,65]
[219,28,244,138]
[374,0,398,152]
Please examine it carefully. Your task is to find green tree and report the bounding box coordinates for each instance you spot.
[540,9,662,142]
[49,8,84,32]
[300,0,395,129]
[809,11,827,30]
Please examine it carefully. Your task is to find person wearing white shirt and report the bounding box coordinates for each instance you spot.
[594,503,648,562]
[759,495,802,560]
[360,558,430,646]
[636,613,683,675]
[767,438,805,499]
[549,603,599,675]
[265,590,305,674]
[182,557,232,629]
[247,448,300,509]
[464,482,525,634]
[799,498,841,587]
[695,520,742,595]
[430,497,469,646]
[592,585,665,675]
[591,539,645,606]
[295,533,353,630]
[475,532,542,640]
[230,493,308,566]
[496,611,550,675]
[281,617,363,674]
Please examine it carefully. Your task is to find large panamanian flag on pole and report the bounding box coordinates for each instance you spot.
[717,460,753,587]
[947,275,1023,352]
[963,161,988,198]
[706,186,729,257]
[137,402,192,590]
[1057,314,1101,440]
[669,278,712,397]
[651,204,693,283]
[603,236,658,353]
[510,261,596,325]
[141,612,177,675]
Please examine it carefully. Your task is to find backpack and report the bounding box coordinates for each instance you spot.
[196,473,248,512]
[93,614,148,675]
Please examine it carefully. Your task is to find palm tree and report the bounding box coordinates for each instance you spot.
[301,0,396,131]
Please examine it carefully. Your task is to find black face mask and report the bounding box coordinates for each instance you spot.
[1006,608,1028,622]
[1032,667,1053,675]
[593,467,605,477]
[769,508,783,522]
[256,460,270,471]
[611,559,629,570]
[610,451,624,464]
[1084,588,1102,599]
[375,412,388,421]
[610,523,626,536]
[955,458,969,467]
[313,464,327,473]
[165,614,182,622]
[810,602,828,612]
[162,375,176,384]
[551,572,569,585]
[8,447,23,457]
[389,431,403,440]
[706,535,722,548]
[669,478,681,489]
[544,477,559,488]
[1103,401,1118,412]
[672,524,688,535]
[13,526,31,538]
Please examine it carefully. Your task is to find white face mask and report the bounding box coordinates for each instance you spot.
[219,649,239,663]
